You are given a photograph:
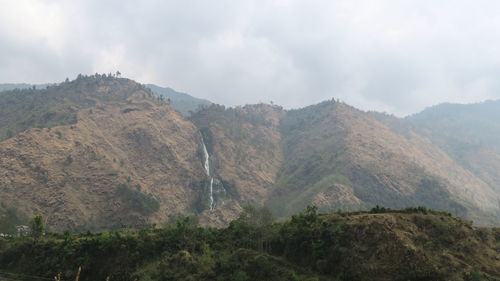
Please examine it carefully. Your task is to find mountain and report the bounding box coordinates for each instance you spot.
[0,83,33,91]
[408,100,500,152]
[146,84,212,117]
[191,104,284,205]
[406,101,500,195]
[192,101,500,226]
[0,75,208,231]
[373,100,500,206]
[0,76,499,231]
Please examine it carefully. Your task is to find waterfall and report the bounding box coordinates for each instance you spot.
[209,178,214,210]
[201,133,221,210]
[201,135,210,177]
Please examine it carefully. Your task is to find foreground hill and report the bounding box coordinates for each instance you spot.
[0,208,498,281]
[0,75,206,231]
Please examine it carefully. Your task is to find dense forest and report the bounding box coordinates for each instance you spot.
[0,206,499,281]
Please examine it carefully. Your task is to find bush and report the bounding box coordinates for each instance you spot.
[117,184,160,214]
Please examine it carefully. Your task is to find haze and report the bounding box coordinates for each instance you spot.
[1,0,500,116]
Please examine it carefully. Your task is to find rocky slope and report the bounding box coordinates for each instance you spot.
[0,75,206,231]
[193,100,500,226]
[0,76,499,230]
[191,104,284,204]
[406,101,500,196]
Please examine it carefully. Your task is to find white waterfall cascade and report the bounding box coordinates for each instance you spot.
[201,134,216,210]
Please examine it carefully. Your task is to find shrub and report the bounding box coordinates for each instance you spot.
[117,184,160,215]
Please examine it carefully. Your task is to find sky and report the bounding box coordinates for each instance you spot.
[1,1,500,116]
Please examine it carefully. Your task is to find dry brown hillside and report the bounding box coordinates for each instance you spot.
[192,104,284,203]
[193,100,500,225]
[191,104,285,226]
[1,78,499,231]
[0,76,206,231]
[271,101,499,225]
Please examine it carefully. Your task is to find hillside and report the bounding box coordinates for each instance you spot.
[146,84,212,117]
[0,208,498,281]
[0,75,207,231]
[0,82,210,120]
[373,101,500,206]
[1,76,499,230]
[191,104,284,204]
[190,104,285,226]
[192,100,500,225]
[408,100,500,152]
[277,101,499,223]
[406,101,500,195]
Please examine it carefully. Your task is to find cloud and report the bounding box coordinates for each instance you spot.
[1,0,500,116]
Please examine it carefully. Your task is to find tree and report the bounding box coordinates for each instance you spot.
[6,129,14,139]
[234,205,274,252]
[29,214,44,241]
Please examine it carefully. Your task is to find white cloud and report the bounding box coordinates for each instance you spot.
[1,0,500,115]
[0,0,64,50]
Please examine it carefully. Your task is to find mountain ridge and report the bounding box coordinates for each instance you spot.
[0,76,499,231]
[0,81,211,120]
[0,75,208,231]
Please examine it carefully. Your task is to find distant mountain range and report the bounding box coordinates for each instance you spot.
[0,76,498,231]
[0,83,52,92]
[145,84,212,116]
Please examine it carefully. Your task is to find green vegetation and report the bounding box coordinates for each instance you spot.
[29,214,45,241]
[270,100,361,217]
[192,179,212,213]
[64,155,73,165]
[352,176,468,216]
[0,207,498,281]
[117,184,160,215]
[0,204,28,235]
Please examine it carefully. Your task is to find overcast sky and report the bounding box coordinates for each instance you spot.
[1,0,500,116]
